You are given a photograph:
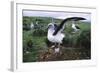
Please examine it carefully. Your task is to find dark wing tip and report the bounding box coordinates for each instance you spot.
[66,17,86,21]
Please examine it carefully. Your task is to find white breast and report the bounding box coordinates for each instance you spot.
[47,29,65,43]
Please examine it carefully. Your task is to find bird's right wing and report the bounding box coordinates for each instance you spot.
[53,17,86,35]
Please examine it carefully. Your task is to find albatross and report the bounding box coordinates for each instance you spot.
[47,17,86,53]
[72,21,80,32]
[71,17,86,33]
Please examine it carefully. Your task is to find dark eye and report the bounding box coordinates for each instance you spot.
[48,25,52,29]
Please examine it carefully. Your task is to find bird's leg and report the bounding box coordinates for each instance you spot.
[55,43,57,47]
[58,43,61,53]
[58,43,60,49]
[58,43,62,55]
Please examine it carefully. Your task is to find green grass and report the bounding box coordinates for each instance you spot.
[23,16,91,62]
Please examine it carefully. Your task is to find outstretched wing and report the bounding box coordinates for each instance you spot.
[53,18,68,35]
[53,17,86,35]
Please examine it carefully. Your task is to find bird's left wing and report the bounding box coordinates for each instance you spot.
[53,18,69,35]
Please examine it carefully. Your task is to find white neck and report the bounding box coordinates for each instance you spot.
[48,28,54,35]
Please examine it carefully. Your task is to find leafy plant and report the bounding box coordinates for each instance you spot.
[76,29,91,49]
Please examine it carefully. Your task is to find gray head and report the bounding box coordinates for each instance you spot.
[48,23,58,30]
[48,23,55,29]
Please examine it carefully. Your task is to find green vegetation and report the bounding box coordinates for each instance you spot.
[23,16,91,62]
